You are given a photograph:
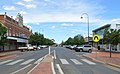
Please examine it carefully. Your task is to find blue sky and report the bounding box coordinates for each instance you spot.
[0,0,120,43]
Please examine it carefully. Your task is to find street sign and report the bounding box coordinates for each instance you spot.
[92,34,100,42]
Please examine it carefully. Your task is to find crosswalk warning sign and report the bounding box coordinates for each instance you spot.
[92,34,100,42]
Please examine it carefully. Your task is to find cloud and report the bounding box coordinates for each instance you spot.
[51,26,56,29]
[3,6,16,10]
[19,11,27,14]
[61,23,73,26]
[23,0,33,2]
[25,4,36,9]
[16,2,36,9]
[44,0,51,2]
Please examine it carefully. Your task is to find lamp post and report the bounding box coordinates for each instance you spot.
[81,13,89,44]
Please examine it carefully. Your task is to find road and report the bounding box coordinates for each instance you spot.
[0,48,54,74]
[53,47,120,74]
[0,47,120,74]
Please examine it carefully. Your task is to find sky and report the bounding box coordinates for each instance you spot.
[0,0,120,43]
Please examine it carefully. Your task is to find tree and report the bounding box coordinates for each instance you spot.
[62,35,86,45]
[65,37,74,45]
[103,29,120,58]
[0,23,7,45]
[29,32,55,46]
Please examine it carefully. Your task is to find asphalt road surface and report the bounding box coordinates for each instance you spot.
[0,48,54,74]
[0,47,120,74]
[53,47,120,74]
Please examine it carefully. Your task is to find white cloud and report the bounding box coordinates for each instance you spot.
[3,6,16,10]
[16,2,25,6]
[25,4,36,9]
[44,0,51,2]
[61,23,73,26]
[23,0,33,2]
[51,26,56,29]
[16,2,36,9]
[19,11,27,14]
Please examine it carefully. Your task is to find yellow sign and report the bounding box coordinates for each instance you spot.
[92,34,100,42]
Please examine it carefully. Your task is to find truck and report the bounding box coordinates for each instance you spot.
[18,44,35,52]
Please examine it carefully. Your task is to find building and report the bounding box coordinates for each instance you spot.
[0,12,32,51]
[92,24,120,52]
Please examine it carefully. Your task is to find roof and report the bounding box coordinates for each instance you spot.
[92,24,111,32]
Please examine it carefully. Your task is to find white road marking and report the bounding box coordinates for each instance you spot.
[54,50,56,59]
[7,59,24,65]
[51,62,56,74]
[60,59,69,64]
[10,64,32,74]
[56,64,64,74]
[34,58,43,64]
[81,59,96,65]
[20,59,35,65]
[0,60,13,65]
[70,59,83,65]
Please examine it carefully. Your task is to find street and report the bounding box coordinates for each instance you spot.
[54,47,120,74]
[0,48,54,74]
[0,47,120,74]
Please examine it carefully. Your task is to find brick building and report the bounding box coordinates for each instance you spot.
[0,12,32,51]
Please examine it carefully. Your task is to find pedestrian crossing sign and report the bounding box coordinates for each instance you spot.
[92,34,100,42]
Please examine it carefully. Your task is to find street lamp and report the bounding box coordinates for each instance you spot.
[81,13,89,44]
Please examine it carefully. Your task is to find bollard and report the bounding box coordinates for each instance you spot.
[49,46,50,55]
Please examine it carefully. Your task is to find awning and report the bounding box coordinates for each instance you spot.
[7,36,28,43]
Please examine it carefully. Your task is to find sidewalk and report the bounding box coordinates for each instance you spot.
[0,50,19,60]
[29,54,53,74]
[83,49,120,68]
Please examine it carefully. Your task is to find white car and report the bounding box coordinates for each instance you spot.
[75,45,93,53]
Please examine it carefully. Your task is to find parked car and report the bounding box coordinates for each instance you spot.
[18,44,35,52]
[37,45,48,50]
[75,45,93,53]
[69,45,77,50]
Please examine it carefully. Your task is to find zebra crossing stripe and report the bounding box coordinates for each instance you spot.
[7,59,24,65]
[0,60,13,65]
[81,59,96,65]
[34,58,43,64]
[60,59,69,64]
[70,59,82,65]
[20,59,35,65]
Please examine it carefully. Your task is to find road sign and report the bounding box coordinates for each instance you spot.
[92,34,100,42]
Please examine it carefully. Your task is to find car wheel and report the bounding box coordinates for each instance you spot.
[80,49,83,52]
[88,49,92,53]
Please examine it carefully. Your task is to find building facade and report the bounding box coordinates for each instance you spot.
[0,12,32,51]
[92,24,120,52]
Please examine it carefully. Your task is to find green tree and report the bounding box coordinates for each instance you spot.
[29,32,43,46]
[103,29,120,58]
[0,23,7,45]
[65,37,74,45]
[62,35,85,45]
[29,32,55,46]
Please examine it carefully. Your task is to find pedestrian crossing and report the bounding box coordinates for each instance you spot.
[0,58,96,66]
[60,59,96,65]
[0,58,43,66]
